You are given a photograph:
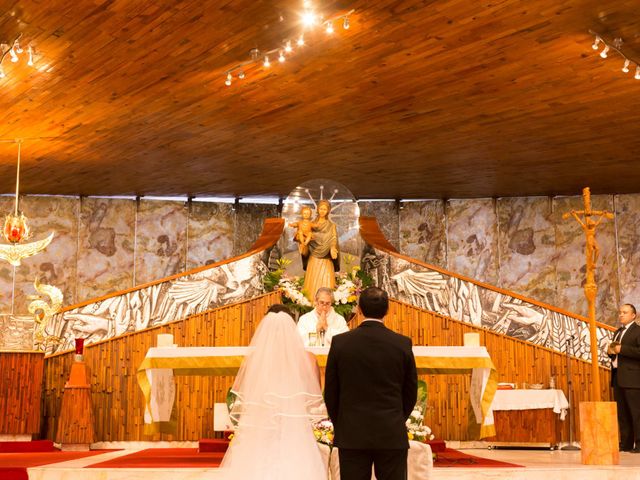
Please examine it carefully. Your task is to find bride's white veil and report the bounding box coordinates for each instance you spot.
[220,311,327,479]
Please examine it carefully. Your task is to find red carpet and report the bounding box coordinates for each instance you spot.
[434,448,523,468]
[198,438,230,453]
[86,448,225,468]
[0,440,57,453]
[0,450,110,480]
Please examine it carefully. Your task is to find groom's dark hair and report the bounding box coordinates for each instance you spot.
[358,287,389,319]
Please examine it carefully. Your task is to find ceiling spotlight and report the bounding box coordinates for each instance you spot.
[278,50,286,62]
[622,59,630,73]
[263,55,270,67]
[238,70,245,79]
[297,35,305,46]
[599,45,609,58]
[284,41,293,53]
[343,16,350,30]
[225,72,232,86]
[635,66,640,80]
[301,10,317,27]
[592,37,600,50]
[325,21,334,34]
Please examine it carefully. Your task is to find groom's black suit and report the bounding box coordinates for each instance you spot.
[325,319,418,480]
[609,322,640,451]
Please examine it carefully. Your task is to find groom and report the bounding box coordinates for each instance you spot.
[325,287,418,480]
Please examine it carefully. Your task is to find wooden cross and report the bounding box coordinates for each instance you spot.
[562,187,614,401]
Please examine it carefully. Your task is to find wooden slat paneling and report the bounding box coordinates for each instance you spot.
[43,294,609,442]
[42,292,281,442]
[0,351,45,434]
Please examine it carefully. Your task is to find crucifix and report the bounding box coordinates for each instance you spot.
[562,187,614,400]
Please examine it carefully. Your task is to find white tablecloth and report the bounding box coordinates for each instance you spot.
[492,389,569,420]
[138,345,497,437]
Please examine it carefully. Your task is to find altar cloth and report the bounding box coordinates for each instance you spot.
[137,345,498,438]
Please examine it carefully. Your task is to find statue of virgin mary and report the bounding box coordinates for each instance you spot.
[302,199,340,300]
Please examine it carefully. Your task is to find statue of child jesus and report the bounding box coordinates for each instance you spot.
[289,206,316,253]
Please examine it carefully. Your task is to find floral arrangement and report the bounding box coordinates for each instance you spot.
[406,409,435,442]
[312,418,334,446]
[263,255,373,318]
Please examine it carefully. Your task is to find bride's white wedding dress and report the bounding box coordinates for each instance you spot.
[219,311,328,479]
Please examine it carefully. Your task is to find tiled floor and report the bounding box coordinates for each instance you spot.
[22,446,640,480]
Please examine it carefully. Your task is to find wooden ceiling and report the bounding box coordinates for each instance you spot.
[1,0,639,199]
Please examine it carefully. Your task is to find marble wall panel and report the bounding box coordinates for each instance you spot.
[552,195,618,323]
[496,197,557,305]
[77,198,136,303]
[399,200,446,268]
[446,198,499,285]
[134,200,188,285]
[0,196,15,313]
[13,196,79,314]
[615,194,640,309]
[187,202,235,269]
[234,203,279,257]
[358,201,399,250]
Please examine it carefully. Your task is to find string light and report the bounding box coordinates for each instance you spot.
[590,31,640,84]
[622,59,630,73]
[301,10,317,27]
[0,34,38,78]
[222,8,355,86]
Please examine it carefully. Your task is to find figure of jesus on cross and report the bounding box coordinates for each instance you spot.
[562,187,614,400]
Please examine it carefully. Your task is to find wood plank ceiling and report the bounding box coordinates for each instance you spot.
[0,0,639,199]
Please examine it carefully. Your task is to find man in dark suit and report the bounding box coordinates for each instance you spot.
[325,287,418,480]
[608,303,640,453]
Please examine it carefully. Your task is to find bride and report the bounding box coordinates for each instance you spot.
[219,308,327,479]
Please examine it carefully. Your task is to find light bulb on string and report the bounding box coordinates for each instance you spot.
[263,55,270,67]
[225,72,232,86]
[635,66,640,80]
[278,50,286,62]
[343,16,350,30]
[302,10,317,27]
[592,37,600,50]
[9,47,18,62]
[600,45,609,58]
[622,59,630,73]
[325,21,334,34]
[14,41,23,54]
[238,70,245,79]
[284,41,293,53]
[297,35,305,47]
[0,66,5,79]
